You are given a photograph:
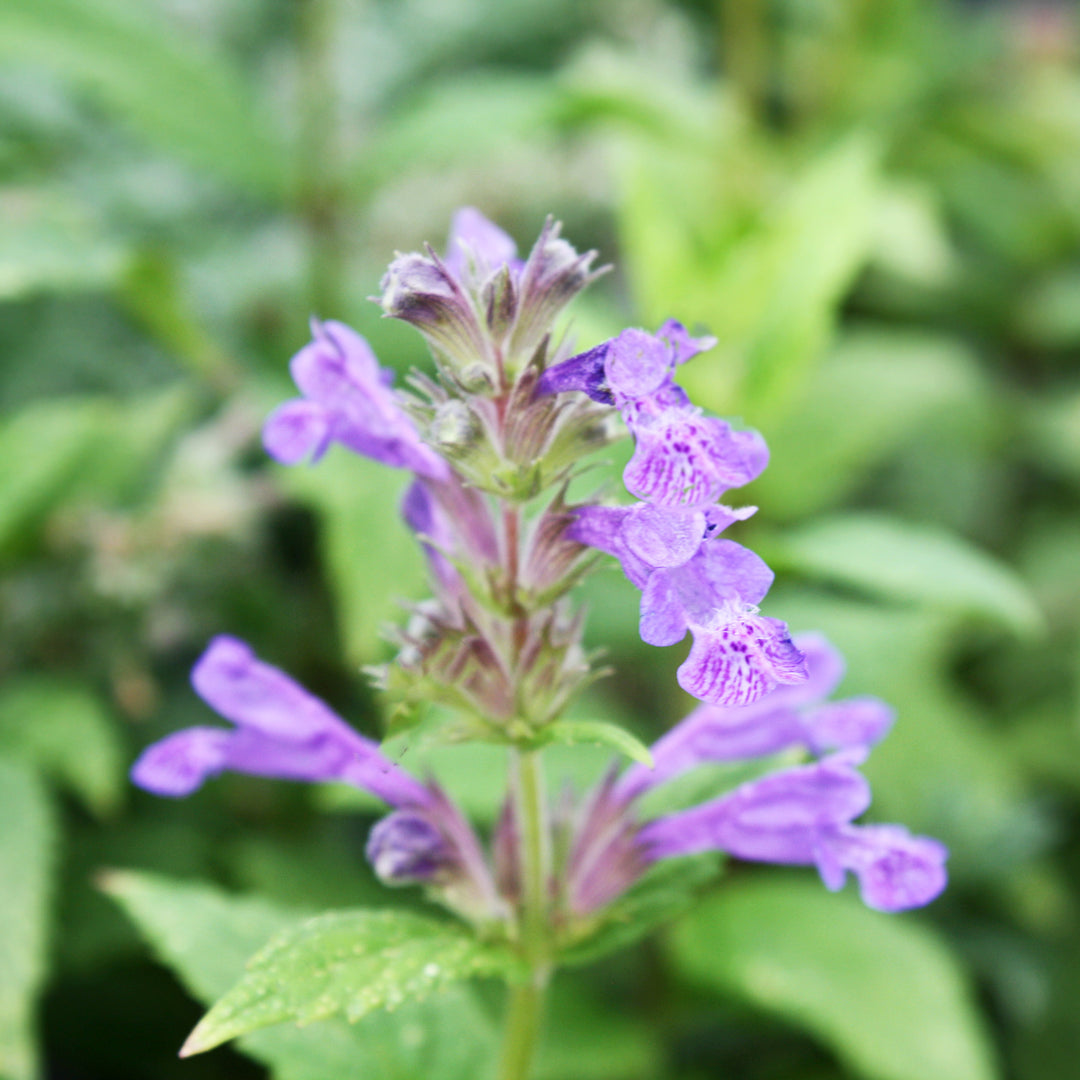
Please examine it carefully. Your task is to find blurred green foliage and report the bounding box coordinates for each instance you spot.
[0,0,1078,1078]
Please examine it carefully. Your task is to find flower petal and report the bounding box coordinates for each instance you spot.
[802,697,895,754]
[605,328,673,400]
[262,400,332,465]
[640,572,689,646]
[623,413,768,509]
[656,318,717,364]
[622,505,705,568]
[535,341,612,403]
[130,728,231,797]
[640,755,870,862]
[816,825,949,911]
[445,207,518,278]
[677,614,806,707]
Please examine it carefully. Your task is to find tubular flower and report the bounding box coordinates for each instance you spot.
[262,318,448,479]
[131,637,505,922]
[563,635,947,917]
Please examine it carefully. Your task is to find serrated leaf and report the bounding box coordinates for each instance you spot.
[0,679,124,816]
[560,853,721,968]
[777,513,1044,637]
[279,450,427,664]
[0,0,286,196]
[180,908,517,1055]
[668,877,999,1080]
[0,757,56,1080]
[535,719,653,767]
[103,871,497,1080]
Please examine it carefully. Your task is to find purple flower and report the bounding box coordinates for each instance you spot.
[638,752,948,912]
[262,319,448,479]
[537,323,713,406]
[560,635,946,915]
[443,206,520,282]
[538,325,766,509]
[131,636,431,807]
[572,501,805,708]
[616,634,894,799]
[569,502,757,589]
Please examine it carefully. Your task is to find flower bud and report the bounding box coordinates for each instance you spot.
[366,810,456,885]
[379,249,489,373]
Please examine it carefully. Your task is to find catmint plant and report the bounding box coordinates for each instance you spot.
[131,210,947,1080]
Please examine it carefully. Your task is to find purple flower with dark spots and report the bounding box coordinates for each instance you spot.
[572,500,804,708]
[616,634,894,799]
[640,538,806,706]
[131,636,431,808]
[538,324,767,508]
[262,319,448,479]
[621,406,768,509]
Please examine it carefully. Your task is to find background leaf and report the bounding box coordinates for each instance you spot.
[0,758,55,1080]
[0,679,124,817]
[279,450,427,665]
[0,0,286,196]
[668,876,999,1080]
[775,513,1044,637]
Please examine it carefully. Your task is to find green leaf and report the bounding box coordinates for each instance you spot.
[777,513,1044,637]
[0,758,56,1080]
[560,853,721,968]
[668,876,999,1080]
[750,329,990,520]
[103,871,497,1080]
[0,0,286,196]
[0,396,106,556]
[279,450,427,664]
[0,679,124,817]
[0,187,129,301]
[180,908,517,1055]
[535,719,653,767]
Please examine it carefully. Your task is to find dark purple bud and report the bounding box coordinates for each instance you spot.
[535,340,612,403]
[366,809,456,885]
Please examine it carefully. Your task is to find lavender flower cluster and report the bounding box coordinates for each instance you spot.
[132,210,947,945]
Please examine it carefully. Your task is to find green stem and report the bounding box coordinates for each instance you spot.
[498,748,551,1080]
[498,975,548,1080]
[514,749,550,963]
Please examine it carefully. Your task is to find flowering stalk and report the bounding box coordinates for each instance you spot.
[130,209,948,1080]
